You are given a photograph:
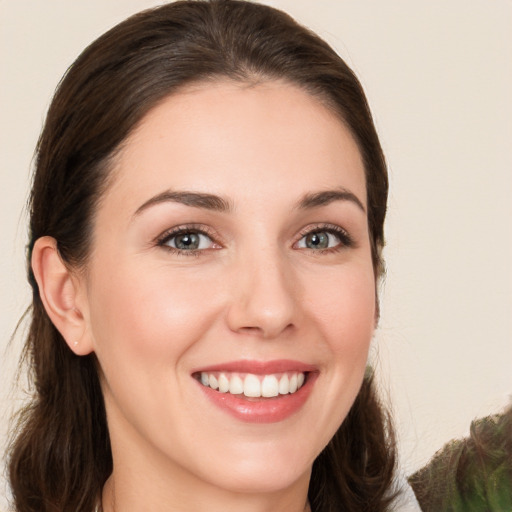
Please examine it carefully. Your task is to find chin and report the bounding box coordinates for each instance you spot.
[189,438,316,495]
[208,460,311,495]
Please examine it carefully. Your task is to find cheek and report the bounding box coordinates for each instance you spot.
[287,264,376,457]
[305,262,375,413]
[85,260,228,451]
[305,265,376,357]
[87,261,223,377]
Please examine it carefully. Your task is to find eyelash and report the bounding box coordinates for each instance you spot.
[155,223,354,256]
[296,223,354,254]
[156,224,219,256]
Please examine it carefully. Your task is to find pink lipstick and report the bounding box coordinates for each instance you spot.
[192,359,318,423]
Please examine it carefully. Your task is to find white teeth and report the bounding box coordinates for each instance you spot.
[229,375,244,395]
[199,371,306,398]
[278,374,290,395]
[244,374,261,397]
[289,374,298,394]
[261,375,279,397]
[218,373,230,393]
[209,374,219,390]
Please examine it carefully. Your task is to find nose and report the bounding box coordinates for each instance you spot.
[225,248,298,339]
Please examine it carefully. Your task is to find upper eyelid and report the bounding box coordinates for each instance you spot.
[155,224,219,245]
[296,222,350,238]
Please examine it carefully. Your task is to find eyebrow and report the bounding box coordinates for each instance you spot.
[296,188,366,213]
[133,190,232,217]
[133,186,365,218]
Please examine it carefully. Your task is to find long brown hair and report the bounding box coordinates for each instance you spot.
[8,1,396,510]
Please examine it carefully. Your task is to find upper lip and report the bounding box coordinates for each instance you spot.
[191,359,317,375]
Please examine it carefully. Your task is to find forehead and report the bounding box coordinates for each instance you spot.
[105,80,366,213]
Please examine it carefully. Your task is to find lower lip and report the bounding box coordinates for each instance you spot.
[195,373,317,423]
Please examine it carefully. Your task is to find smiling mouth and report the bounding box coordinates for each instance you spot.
[194,371,308,399]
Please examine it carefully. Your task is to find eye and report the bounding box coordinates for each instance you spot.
[295,225,353,251]
[157,226,218,253]
[168,232,212,250]
[297,231,338,249]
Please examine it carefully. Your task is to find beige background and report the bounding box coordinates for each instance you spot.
[1,0,511,506]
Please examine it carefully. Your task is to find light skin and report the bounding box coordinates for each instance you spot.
[32,81,376,512]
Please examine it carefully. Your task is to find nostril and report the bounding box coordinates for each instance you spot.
[234,323,295,340]
[238,326,263,333]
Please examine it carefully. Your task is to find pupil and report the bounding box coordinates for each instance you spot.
[306,232,328,249]
[176,233,199,250]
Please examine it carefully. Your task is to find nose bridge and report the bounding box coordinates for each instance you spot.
[226,242,297,338]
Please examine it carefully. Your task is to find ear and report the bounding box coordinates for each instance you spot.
[31,236,93,355]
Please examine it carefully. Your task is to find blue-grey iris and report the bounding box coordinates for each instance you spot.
[305,232,329,249]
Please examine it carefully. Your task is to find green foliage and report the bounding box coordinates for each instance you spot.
[408,406,512,512]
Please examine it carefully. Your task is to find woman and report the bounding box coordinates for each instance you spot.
[7,1,417,510]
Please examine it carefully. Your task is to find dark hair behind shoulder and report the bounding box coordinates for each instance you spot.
[8,2,395,511]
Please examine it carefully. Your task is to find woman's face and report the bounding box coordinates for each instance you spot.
[78,81,376,496]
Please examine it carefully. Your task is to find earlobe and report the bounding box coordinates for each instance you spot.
[31,236,93,355]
